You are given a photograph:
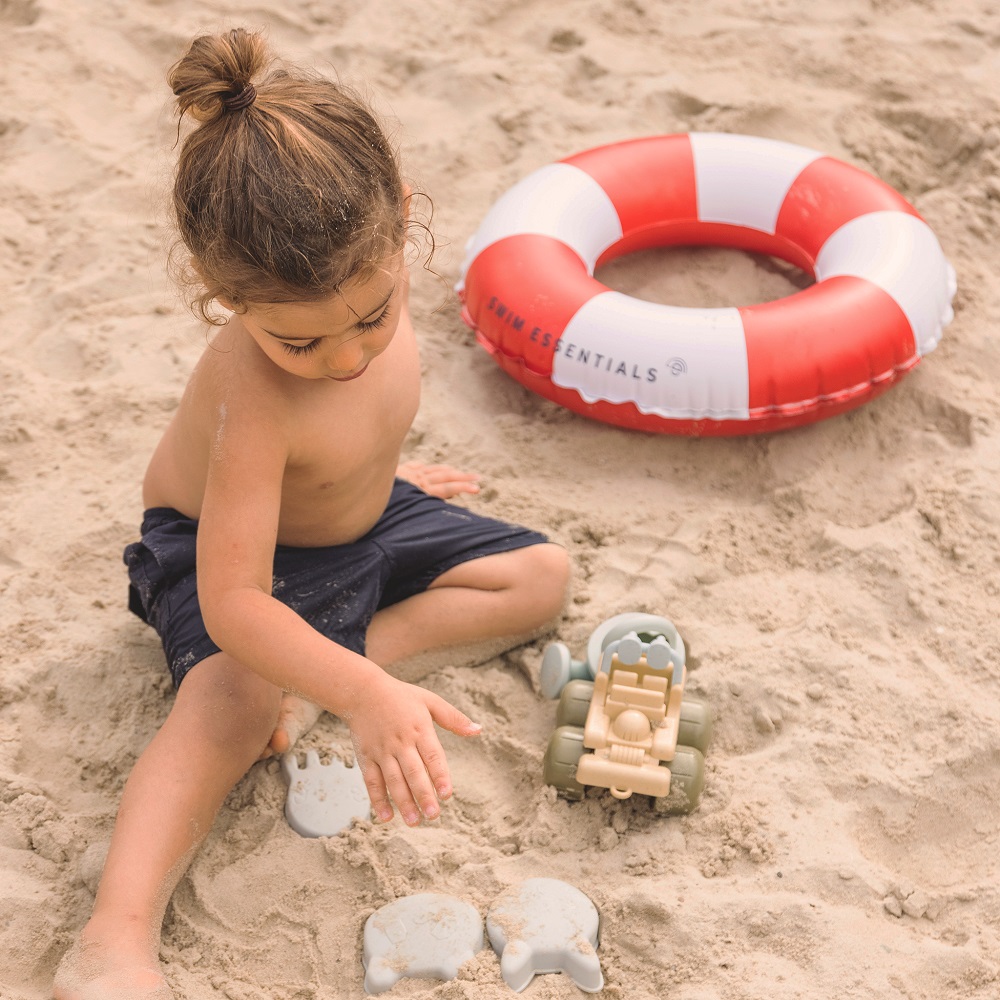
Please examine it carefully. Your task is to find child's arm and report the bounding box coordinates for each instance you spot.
[196,398,478,824]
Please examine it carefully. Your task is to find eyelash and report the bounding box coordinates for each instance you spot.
[281,340,321,357]
[357,310,391,333]
[280,309,390,356]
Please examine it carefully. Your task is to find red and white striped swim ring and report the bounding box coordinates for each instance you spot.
[457,133,956,435]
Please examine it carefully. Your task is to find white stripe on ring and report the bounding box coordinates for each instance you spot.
[456,163,622,292]
[551,292,750,420]
[690,133,823,234]
[815,212,956,357]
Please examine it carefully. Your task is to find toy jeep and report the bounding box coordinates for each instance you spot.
[541,614,711,814]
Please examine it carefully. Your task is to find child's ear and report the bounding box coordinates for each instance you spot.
[402,183,413,218]
[217,294,235,311]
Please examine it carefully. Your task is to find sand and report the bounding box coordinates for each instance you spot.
[2,0,999,997]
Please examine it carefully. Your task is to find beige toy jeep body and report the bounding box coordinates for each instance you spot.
[543,629,711,813]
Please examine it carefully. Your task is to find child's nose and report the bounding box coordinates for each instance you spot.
[329,340,365,373]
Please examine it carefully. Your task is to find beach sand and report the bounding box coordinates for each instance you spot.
[2,1,999,997]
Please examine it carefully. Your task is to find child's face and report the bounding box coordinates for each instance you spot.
[238,259,405,382]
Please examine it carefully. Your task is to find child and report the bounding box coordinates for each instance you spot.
[55,28,569,1000]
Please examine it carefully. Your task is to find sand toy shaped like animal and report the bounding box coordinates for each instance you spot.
[362,893,484,994]
[543,626,712,813]
[487,878,603,993]
[282,751,371,837]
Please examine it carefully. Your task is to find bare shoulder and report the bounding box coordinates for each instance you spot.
[195,321,316,449]
[143,320,304,514]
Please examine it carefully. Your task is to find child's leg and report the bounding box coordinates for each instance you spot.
[54,653,281,1000]
[369,542,570,663]
[270,542,569,751]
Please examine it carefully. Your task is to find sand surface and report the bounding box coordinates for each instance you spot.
[2,1,1000,997]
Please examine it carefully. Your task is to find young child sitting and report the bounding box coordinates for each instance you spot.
[55,28,569,1000]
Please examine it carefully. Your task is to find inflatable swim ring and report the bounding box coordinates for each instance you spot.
[457,133,956,435]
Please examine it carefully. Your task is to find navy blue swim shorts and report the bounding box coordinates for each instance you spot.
[124,478,549,687]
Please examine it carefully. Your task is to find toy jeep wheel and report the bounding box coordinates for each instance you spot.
[555,680,594,728]
[653,746,705,815]
[543,726,588,800]
[678,697,713,755]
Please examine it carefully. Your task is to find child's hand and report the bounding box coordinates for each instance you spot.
[396,461,480,499]
[349,673,482,825]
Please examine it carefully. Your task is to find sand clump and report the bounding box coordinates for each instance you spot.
[3,1,1000,998]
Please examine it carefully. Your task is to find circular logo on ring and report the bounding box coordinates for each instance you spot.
[666,357,688,376]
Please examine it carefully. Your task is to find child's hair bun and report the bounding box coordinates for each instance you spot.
[168,27,416,320]
[169,28,268,123]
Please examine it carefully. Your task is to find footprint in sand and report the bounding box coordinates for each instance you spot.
[0,0,40,27]
[0,547,22,581]
[909,388,974,448]
[851,747,1000,891]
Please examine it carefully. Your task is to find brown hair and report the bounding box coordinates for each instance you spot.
[168,29,417,321]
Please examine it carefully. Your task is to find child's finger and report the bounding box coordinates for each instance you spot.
[416,734,453,801]
[357,758,394,824]
[379,756,422,827]
[424,465,480,482]
[426,692,482,738]
[397,747,442,820]
[427,480,480,499]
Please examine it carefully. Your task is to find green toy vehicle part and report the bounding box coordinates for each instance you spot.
[654,746,706,815]
[543,725,588,801]
[542,620,710,813]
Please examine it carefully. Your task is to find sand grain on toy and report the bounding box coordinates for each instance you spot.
[2,1,1000,998]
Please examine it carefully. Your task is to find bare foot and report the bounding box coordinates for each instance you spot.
[262,693,323,757]
[54,933,172,1000]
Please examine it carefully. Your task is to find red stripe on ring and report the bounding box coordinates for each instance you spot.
[563,135,698,248]
[461,234,605,378]
[775,156,922,269]
[740,274,916,414]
